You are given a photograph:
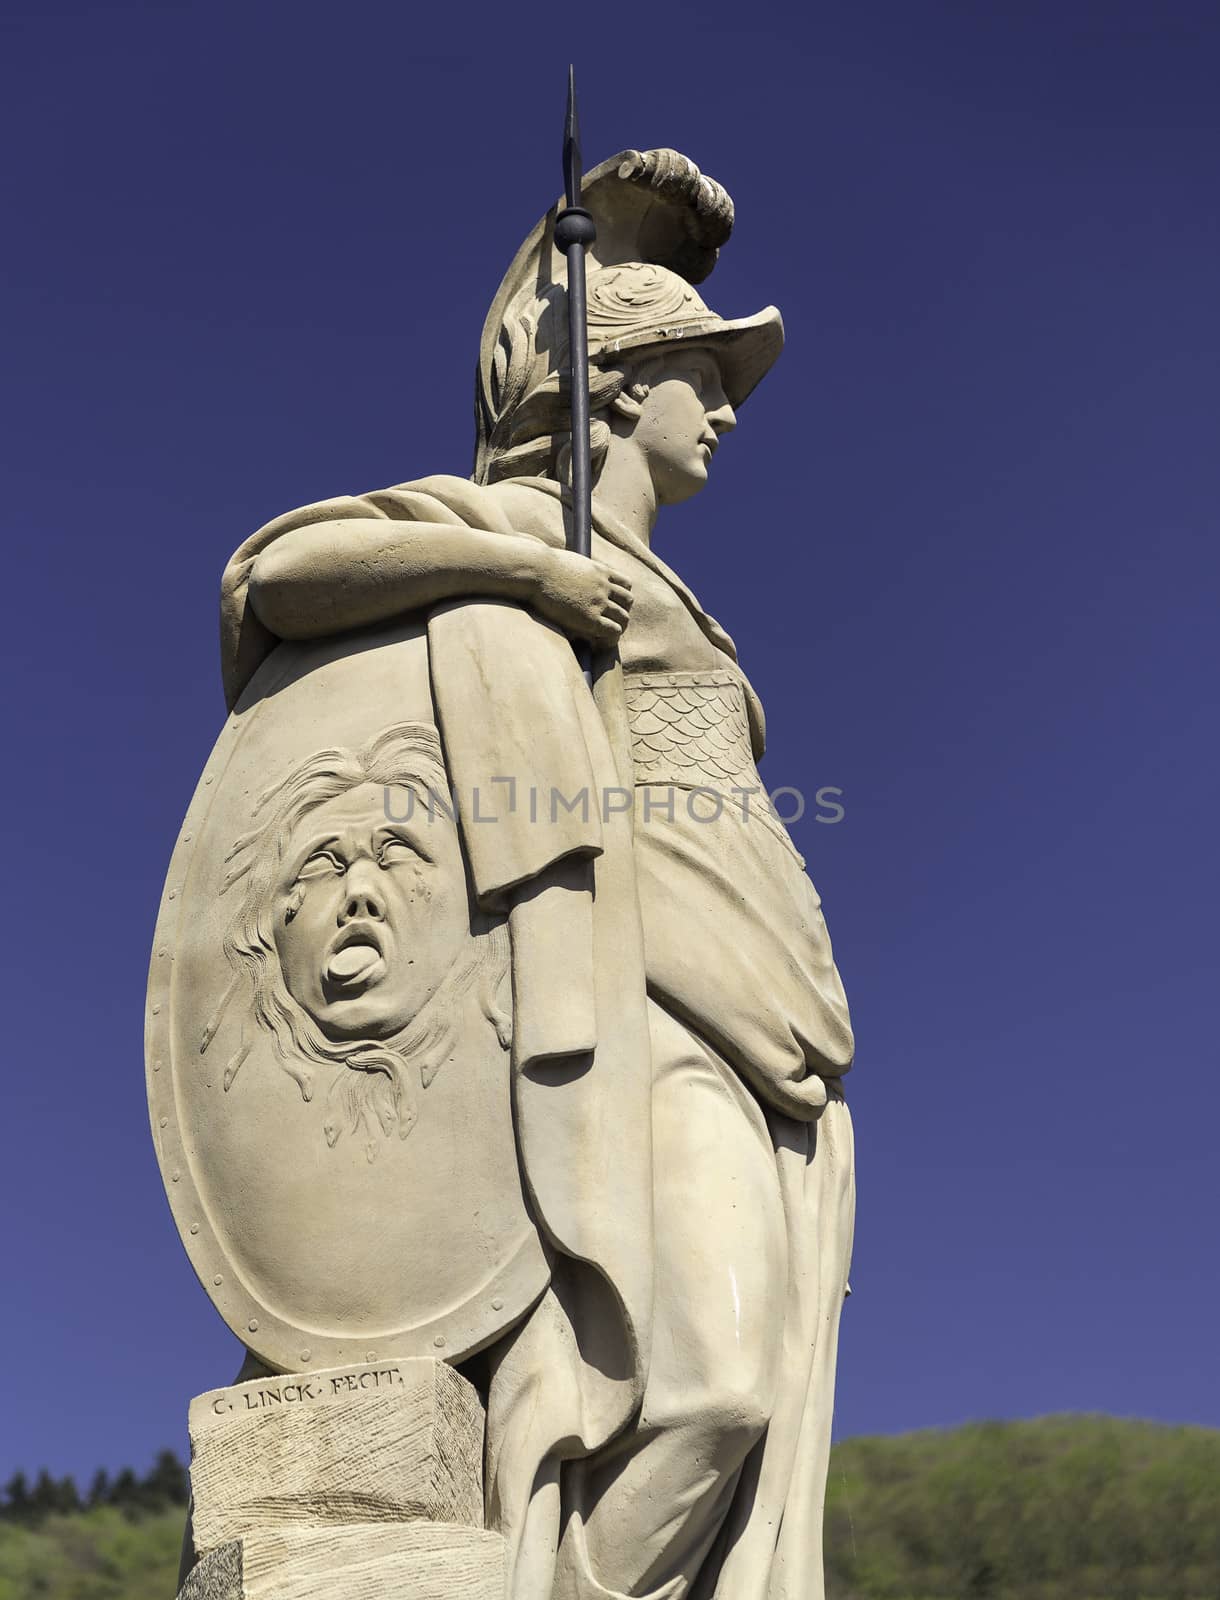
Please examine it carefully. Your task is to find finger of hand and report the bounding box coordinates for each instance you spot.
[603,602,631,629]
[609,581,634,607]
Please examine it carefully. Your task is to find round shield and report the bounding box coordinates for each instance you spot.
[146,618,549,1375]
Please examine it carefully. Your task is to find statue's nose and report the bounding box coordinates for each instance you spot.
[339,862,385,923]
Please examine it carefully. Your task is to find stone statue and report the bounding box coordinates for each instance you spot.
[149,143,855,1600]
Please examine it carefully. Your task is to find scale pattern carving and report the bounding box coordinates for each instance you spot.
[625,670,755,789]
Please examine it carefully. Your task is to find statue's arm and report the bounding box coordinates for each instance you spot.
[247,517,632,646]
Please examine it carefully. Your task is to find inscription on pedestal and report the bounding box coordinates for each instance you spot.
[203,1364,413,1419]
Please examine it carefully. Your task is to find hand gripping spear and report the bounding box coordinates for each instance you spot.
[554,67,598,688]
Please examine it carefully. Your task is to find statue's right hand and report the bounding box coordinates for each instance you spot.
[531,547,634,646]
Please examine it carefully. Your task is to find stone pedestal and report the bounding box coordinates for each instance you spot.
[178,1358,503,1599]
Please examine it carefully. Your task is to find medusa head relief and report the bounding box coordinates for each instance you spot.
[203,723,511,1163]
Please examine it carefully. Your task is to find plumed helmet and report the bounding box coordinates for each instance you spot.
[474,149,784,485]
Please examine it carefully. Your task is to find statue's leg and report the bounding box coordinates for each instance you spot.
[567,1003,787,1599]
[696,1088,856,1600]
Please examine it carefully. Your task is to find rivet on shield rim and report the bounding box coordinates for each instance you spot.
[213,1275,223,1286]
[248,1319,259,1333]
[172,1171,181,1182]
[492,1298,504,1311]
[189,1223,199,1234]
[159,1116,168,1127]
[366,1351,376,1361]
[300,1350,311,1363]
[433,1335,445,1348]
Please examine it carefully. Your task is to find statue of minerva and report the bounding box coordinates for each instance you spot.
[149,137,855,1600]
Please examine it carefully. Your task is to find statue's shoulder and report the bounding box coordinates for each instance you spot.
[367,474,513,531]
[232,473,561,558]
[373,473,565,547]
[219,473,566,710]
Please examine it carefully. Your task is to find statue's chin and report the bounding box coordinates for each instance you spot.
[315,1002,404,1043]
[657,463,710,507]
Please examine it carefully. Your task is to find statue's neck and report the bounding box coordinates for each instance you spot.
[594,439,658,548]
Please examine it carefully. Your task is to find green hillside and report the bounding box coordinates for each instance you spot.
[0,1507,182,1600]
[2,1417,1216,1598]
[0,1453,187,1600]
[825,1415,1220,1599]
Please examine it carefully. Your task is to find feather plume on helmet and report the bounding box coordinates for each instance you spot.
[474,149,784,486]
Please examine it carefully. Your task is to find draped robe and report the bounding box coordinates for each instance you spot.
[220,474,856,1600]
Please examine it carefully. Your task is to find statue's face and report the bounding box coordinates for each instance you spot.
[272,782,469,1041]
[631,348,736,505]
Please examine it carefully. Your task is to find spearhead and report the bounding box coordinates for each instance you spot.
[562,64,582,211]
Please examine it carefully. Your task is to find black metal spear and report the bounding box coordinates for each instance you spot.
[554,66,597,685]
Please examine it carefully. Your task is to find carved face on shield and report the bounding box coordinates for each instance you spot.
[219,722,510,1157]
[272,779,468,1042]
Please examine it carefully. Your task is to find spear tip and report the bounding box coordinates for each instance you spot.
[562,65,582,209]
[566,63,578,138]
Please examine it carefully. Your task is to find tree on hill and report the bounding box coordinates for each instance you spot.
[0,1471,31,1520]
[141,1449,189,1508]
[100,1452,191,1519]
[58,1473,81,1514]
[1,1468,80,1522]
[107,1466,143,1517]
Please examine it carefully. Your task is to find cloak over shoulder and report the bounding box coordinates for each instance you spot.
[222,474,852,1121]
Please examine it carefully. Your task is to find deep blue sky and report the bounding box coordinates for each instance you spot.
[2,0,1217,1485]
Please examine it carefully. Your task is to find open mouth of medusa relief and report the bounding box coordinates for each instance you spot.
[324,918,387,994]
[213,726,511,1161]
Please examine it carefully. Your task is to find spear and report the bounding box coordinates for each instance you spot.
[553,66,597,686]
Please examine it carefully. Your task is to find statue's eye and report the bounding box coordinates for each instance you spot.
[297,850,344,880]
[377,837,417,867]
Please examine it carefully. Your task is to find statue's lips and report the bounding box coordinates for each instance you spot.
[325,930,386,990]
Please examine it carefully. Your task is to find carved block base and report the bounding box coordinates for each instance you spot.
[180,1525,506,1599]
[179,1359,500,1600]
